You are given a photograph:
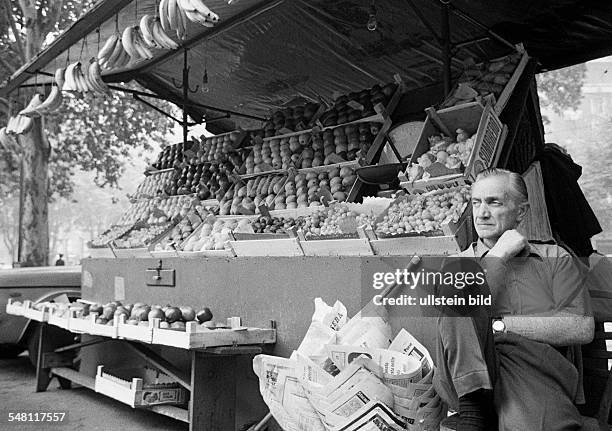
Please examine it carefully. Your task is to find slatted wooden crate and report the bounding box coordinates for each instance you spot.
[95,366,187,408]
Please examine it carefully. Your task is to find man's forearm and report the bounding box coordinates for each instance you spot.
[504,313,594,346]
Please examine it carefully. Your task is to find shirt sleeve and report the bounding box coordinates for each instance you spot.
[551,247,592,316]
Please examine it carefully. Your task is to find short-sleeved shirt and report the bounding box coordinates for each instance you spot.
[456,240,589,317]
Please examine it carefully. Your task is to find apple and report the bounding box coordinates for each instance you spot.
[148,308,165,322]
[165,307,183,324]
[196,308,213,323]
[180,306,196,322]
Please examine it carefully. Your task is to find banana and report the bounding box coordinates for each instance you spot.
[54,67,66,89]
[104,35,125,69]
[19,93,44,117]
[159,0,171,31]
[73,63,87,92]
[6,116,16,134]
[133,30,154,59]
[88,60,110,94]
[140,15,159,48]
[17,115,33,135]
[176,4,187,39]
[122,26,140,61]
[178,0,196,12]
[62,63,77,91]
[152,18,179,49]
[190,0,218,21]
[185,10,214,27]
[36,86,61,114]
[115,46,131,68]
[168,0,179,30]
[98,34,118,63]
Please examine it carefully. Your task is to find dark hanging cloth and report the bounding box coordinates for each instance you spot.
[535,143,602,257]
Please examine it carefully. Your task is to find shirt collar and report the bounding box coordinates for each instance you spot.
[470,239,543,259]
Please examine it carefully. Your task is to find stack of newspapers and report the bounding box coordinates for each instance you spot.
[253,298,446,431]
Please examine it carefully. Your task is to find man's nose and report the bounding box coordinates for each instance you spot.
[476,203,490,218]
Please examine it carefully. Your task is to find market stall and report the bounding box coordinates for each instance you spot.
[3,0,612,430]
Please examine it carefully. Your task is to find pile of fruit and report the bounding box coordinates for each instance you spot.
[244,122,377,175]
[196,132,246,165]
[114,223,171,248]
[80,301,215,331]
[375,186,470,237]
[251,216,303,234]
[407,129,476,182]
[301,203,376,238]
[115,200,157,226]
[219,165,356,215]
[154,204,215,250]
[133,170,174,199]
[152,141,188,170]
[318,83,396,127]
[181,218,243,252]
[441,52,522,108]
[91,225,133,248]
[262,103,321,138]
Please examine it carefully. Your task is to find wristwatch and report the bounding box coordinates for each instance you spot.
[492,317,506,334]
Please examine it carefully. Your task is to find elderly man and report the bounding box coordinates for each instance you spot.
[433,168,594,430]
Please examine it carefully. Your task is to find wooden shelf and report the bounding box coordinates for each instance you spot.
[261,113,385,142]
[240,160,359,181]
[148,405,189,423]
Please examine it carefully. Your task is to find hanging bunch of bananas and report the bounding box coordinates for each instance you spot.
[176,0,219,27]
[97,34,131,70]
[139,14,180,50]
[160,0,219,36]
[61,59,110,95]
[30,68,66,115]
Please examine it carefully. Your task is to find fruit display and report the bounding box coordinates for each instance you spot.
[251,216,304,234]
[181,218,245,251]
[318,83,397,127]
[197,132,247,164]
[441,52,523,109]
[133,170,174,199]
[154,204,215,250]
[262,103,321,137]
[152,141,189,170]
[301,203,376,238]
[91,224,134,248]
[114,223,172,249]
[244,122,377,175]
[171,161,235,198]
[76,301,215,331]
[406,129,476,182]
[219,164,356,215]
[375,185,470,237]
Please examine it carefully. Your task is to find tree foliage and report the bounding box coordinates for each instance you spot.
[536,64,587,121]
[0,1,175,197]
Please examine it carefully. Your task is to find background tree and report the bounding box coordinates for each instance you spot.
[536,63,587,124]
[0,0,174,266]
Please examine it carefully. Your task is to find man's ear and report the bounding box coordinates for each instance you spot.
[516,202,530,224]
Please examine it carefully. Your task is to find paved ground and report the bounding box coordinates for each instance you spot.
[0,354,189,431]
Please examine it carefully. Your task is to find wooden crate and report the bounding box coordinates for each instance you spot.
[401,102,506,192]
[150,249,179,258]
[117,315,154,343]
[88,247,115,258]
[5,298,24,316]
[151,321,276,350]
[370,185,473,255]
[47,307,71,330]
[21,300,48,322]
[299,238,374,256]
[111,247,152,258]
[95,366,187,408]
[230,237,304,257]
[176,249,235,258]
[69,311,96,334]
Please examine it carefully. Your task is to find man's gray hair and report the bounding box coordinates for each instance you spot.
[475,168,529,205]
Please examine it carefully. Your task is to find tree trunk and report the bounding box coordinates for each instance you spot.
[17,117,49,266]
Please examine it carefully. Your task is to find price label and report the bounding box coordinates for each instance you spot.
[114,277,125,301]
[258,204,272,219]
[347,100,364,111]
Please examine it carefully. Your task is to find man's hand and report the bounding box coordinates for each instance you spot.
[488,229,528,261]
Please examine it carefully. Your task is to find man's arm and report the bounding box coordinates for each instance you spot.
[504,312,594,346]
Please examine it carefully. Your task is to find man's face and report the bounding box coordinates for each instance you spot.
[471,176,524,243]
